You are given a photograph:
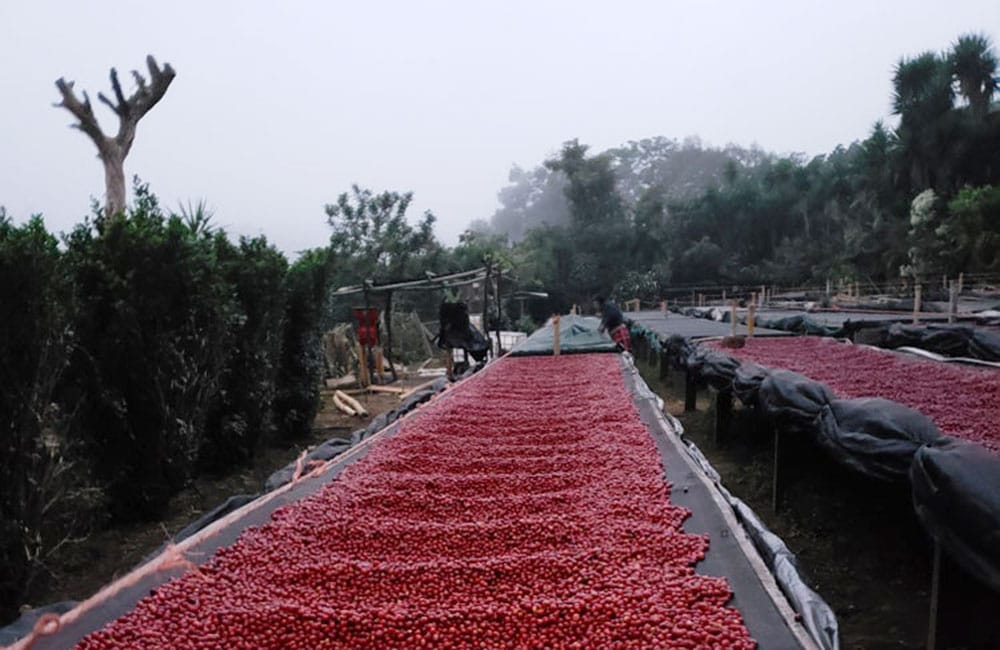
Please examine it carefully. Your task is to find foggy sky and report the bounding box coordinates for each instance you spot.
[1,1,998,256]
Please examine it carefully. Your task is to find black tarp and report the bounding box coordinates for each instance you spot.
[911,440,1000,593]
[679,341,1000,595]
[879,323,1000,362]
[436,301,490,361]
[817,399,944,481]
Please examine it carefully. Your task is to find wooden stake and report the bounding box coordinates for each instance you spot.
[660,300,667,313]
[358,341,370,387]
[552,314,561,356]
[722,288,726,303]
[948,280,958,324]
[714,391,732,447]
[772,428,781,513]
[913,283,922,324]
[374,347,384,377]
[684,370,697,412]
[958,272,964,295]
[731,300,737,337]
[927,539,941,650]
[748,303,756,337]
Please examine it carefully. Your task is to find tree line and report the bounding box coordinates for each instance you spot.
[470,33,1000,306]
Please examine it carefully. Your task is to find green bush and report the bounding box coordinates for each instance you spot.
[274,249,331,440]
[62,187,233,520]
[0,214,89,621]
[199,235,288,471]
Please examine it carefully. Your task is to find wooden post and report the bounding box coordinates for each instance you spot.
[384,291,397,381]
[374,347,384,377]
[730,300,737,337]
[552,314,561,356]
[958,272,964,295]
[760,285,766,306]
[684,370,697,412]
[660,300,667,313]
[721,288,726,303]
[826,278,831,297]
[495,267,502,353]
[913,283,922,324]
[948,280,958,323]
[853,281,859,299]
[690,290,695,306]
[444,347,454,380]
[714,391,732,447]
[358,341,370,387]
[748,303,756,337]
[772,427,781,513]
[927,539,942,650]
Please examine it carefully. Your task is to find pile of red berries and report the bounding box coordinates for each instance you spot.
[77,354,755,649]
[712,336,1000,452]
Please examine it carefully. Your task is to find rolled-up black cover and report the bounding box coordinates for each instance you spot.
[881,323,1000,362]
[758,370,835,431]
[911,440,1000,592]
[816,399,944,481]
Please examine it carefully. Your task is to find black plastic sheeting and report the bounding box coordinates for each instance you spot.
[877,322,1000,362]
[625,360,838,649]
[911,440,1000,593]
[679,341,1000,595]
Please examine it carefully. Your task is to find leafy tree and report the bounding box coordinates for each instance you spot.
[325,185,440,285]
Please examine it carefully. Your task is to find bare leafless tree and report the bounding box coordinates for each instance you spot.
[54,55,176,217]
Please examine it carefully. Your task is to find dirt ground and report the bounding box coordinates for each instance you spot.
[24,377,437,616]
[636,355,1000,650]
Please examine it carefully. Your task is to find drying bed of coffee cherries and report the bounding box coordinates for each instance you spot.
[710,336,1000,452]
[76,354,756,649]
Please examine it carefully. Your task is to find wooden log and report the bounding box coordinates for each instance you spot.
[335,390,368,417]
[325,374,357,389]
[399,378,442,401]
[331,392,357,416]
[552,314,561,356]
[368,385,405,395]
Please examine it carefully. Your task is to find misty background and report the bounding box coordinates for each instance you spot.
[1,1,998,255]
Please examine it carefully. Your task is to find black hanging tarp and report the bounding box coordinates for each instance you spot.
[911,440,1000,593]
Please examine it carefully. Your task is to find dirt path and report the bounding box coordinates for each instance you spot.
[25,380,431,614]
[637,358,1000,650]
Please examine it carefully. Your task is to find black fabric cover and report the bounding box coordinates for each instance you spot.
[679,341,1000,594]
[686,346,740,391]
[758,370,835,431]
[911,440,1000,592]
[733,362,769,407]
[437,302,490,361]
[880,323,1000,362]
[816,399,944,481]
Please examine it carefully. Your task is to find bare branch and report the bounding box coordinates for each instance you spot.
[53,78,108,150]
[131,69,147,94]
[110,68,128,111]
[125,55,176,123]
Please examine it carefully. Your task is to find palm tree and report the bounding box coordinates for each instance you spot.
[950,33,998,118]
[892,53,954,189]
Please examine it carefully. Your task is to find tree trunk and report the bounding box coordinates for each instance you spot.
[103,149,127,217]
